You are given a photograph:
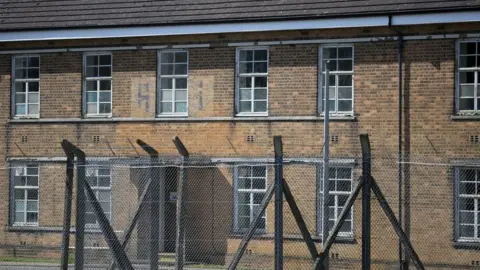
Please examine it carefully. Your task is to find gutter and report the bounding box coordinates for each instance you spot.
[0,10,479,42]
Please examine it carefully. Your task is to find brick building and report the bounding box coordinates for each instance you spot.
[1,0,480,269]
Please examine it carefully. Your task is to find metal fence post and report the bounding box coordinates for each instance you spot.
[274,136,283,270]
[136,140,160,270]
[360,134,372,270]
[321,61,331,270]
[173,136,189,270]
[60,140,75,270]
[72,146,86,270]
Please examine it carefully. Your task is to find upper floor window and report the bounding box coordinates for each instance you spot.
[236,48,268,115]
[455,167,480,242]
[12,165,39,226]
[86,166,112,226]
[12,56,40,118]
[158,50,188,116]
[234,165,267,232]
[84,53,112,117]
[320,45,354,115]
[319,166,353,237]
[457,41,480,113]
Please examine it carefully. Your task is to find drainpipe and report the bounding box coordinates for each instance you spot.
[389,15,406,270]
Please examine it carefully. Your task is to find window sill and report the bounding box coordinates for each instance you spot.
[84,114,112,118]
[229,233,356,244]
[6,226,116,234]
[453,241,480,250]
[451,114,480,120]
[236,113,269,117]
[156,114,188,118]
[12,115,40,120]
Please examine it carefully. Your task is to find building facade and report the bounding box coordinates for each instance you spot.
[1,1,480,268]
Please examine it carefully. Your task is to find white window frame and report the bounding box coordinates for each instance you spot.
[317,164,355,238]
[157,49,189,117]
[455,167,480,242]
[11,55,40,118]
[233,165,268,233]
[235,47,269,116]
[318,44,355,116]
[11,165,39,226]
[456,39,480,114]
[85,165,112,227]
[83,52,113,118]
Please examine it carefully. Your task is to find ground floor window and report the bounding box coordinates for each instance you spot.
[12,165,39,226]
[456,167,480,241]
[234,165,267,232]
[319,166,353,237]
[86,166,112,226]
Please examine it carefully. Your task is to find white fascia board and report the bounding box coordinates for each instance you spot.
[0,16,389,42]
[391,10,480,26]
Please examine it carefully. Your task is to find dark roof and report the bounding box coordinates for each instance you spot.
[1,0,480,31]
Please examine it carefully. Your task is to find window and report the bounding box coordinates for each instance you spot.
[455,167,480,241]
[320,45,354,115]
[158,50,188,116]
[234,165,267,232]
[84,53,112,116]
[318,166,353,237]
[85,167,112,226]
[12,56,40,117]
[12,165,39,226]
[457,41,480,112]
[236,48,268,115]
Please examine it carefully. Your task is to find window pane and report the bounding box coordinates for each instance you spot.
[99,92,111,102]
[239,77,251,88]
[99,80,111,90]
[239,50,253,61]
[27,176,38,186]
[161,64,174,75]
[237,193,250,204]
[14,176,26,186]
[161,52,174,63]
[239,101,251,112]
[175,102,187,112]
[175,64,188,75]
[29,82,39,92]
[460,225,474,238]
[338,100,352,112]
[161,102,172,113]
[338,87,353,99]
[27,166,38,175]
[238,204,250,217]
[238,167,250,178]
[340,220,351,233]
[238,178,251,189]
[99,67,111,77]
[338,47,353,58]
[98,191,110,202]
[175,90,187,101]
[323,60,337,71]
[459,72,475,84]
[460,211,474,224]
[254,89,267,100]
[15,201,25,212]
[175,52,188,63]
[337,180,351,192]
[29,93,39,104]
[98,176,110,187]
[86,55,98,66]
[15,57,27,68]
[15,212,25,223]
[162,90,172,101]
[86,67,98,77]
[254,77,267,88]
[253,101,267,112]
[238,216,250,229]
[460,85,475,97]
[85,213,96,224]
[27,190,38,200]
[28,57,39,67]
[239,63,253,74]
[253,193,264,204]
[14,190,24,199]
[87,92,97,102]
[15,104,25,114]
[99,55,111,65]
[15,82,26,93]
[254,50,268,61]
[252,178,266,190]
[252,166,266,177]
[460,56,476,68]
[460,42,477,55]
[240,89,251,100]
[253,62,267,73]
[323,48,337,59]
[27,68,39,79]
[338,60,353,71]
[86,81,97,91]
[100,202,110,212]
[16,93,26,103]
[87,104,97,114]
[460,98,474,110]
[99,103,111,114]
[176,78,187,89]
[28,104,39,115]
[161,78,173,89]
[338,75,352,86]
[460,198,475,211]
[27,201,38,211]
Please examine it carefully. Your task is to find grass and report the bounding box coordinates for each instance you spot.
[0,253,74,264]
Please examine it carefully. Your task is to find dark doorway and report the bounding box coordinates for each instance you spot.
[164,167,178,252]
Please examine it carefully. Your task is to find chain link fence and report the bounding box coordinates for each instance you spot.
[5,148,480,269]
